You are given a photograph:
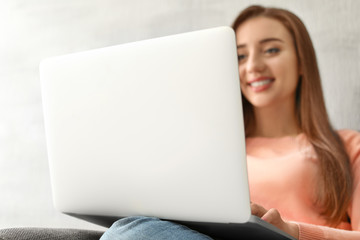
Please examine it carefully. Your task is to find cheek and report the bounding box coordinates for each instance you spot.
[283,59,300,89]
[238,65,246,83]
[267,58,283,76]
[271,56,299,83]
[238,66,248,91]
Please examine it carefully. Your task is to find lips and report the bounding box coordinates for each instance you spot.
[247,77,274,92]
[249,79,273,87]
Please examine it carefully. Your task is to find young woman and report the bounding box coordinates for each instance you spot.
[101,5,360,240]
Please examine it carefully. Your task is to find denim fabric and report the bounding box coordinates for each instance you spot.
[100,216,214,240]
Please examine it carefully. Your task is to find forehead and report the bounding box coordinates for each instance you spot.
[235,17,293,45]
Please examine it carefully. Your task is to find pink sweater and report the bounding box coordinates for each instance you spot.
[246,129,360,240]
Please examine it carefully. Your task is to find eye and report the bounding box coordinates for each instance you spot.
[265,48,280,54]
[237,54,247,62]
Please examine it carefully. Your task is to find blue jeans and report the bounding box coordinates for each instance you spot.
[100,216,214,240]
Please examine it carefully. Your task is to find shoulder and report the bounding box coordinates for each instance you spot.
[337,129,360,165]
[337,129,360,150]
[337,129,360,140]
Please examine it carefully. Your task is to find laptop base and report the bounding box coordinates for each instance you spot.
[67,213,296,240]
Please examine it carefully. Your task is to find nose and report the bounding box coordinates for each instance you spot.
[246,52,266,73]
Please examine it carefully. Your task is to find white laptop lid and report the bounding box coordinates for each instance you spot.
[40,26,250,224]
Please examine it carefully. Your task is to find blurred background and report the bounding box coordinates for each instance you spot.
[1,0,359,231]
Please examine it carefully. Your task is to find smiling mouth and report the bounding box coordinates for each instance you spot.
[246,78,275,92]
[249,79,273,87]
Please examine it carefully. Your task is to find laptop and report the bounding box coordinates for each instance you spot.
[40,26,295,240]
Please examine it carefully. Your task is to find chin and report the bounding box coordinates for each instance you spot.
[245,96,274,108]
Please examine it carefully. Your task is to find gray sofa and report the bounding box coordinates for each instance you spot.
[0,228,104,240]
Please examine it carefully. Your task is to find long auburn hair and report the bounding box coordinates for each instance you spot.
[232,5,352,226]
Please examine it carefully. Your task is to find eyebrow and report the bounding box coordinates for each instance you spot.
[237,38,284,49]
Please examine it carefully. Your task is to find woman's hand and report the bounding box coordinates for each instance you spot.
[251,202,299,239]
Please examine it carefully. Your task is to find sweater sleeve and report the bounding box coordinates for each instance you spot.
[298,223,360,240]
[297,129,360,240]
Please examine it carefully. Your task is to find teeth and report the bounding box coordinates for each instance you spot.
[250,79,272,87]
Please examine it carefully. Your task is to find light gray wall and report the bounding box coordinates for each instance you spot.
[1,0,359,230]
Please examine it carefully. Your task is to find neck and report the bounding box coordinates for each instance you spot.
[251,100,299,138]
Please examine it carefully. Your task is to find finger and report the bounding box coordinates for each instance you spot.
[261,208,283,226]
[260,209,299,239]
[250,203,268,217]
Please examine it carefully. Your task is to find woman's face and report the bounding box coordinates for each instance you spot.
[235,17,300,109]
